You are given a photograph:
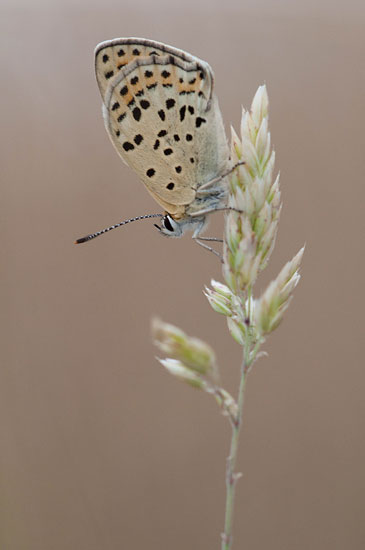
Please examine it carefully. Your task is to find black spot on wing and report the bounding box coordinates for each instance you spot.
[196,117,206,128]
[166,98,175,109]
[132,107,142,121]
[123,141,134,151]
[134,134,143,145]
[179,106,186,121]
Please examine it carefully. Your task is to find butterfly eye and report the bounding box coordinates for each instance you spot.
[162,215,174,232]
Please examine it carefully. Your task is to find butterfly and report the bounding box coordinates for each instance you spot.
[76,38,240,252]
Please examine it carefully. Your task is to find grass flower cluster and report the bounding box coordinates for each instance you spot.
[152,85,304,550]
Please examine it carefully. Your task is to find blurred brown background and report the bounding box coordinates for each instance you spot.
[1,1,364,549]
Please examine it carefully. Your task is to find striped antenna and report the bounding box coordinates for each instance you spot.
[75,213,163,244]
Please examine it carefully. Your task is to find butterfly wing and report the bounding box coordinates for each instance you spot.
[95,38,229,216]
[95,38,198,98]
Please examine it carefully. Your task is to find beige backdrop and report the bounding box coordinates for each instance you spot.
[1,1,364,549]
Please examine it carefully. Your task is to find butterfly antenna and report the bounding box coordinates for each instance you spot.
[75,213,163,244]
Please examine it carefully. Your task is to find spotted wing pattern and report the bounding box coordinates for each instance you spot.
[95,38,229,216]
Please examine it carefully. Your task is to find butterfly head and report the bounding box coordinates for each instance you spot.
[154,213,206,238]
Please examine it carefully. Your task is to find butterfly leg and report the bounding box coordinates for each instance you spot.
[190,206,244,218]
[193,238,223,261]
[197,161,245,193]
[198,237,223,243]
[192,225,224,260]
